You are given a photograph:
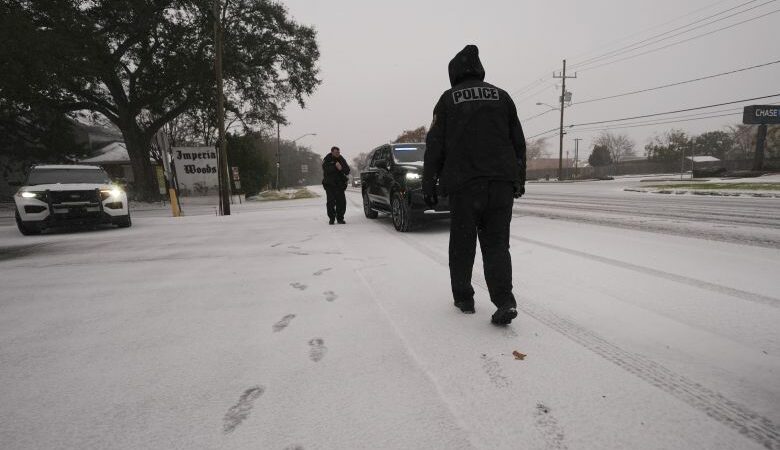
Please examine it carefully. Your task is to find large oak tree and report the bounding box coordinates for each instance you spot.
[0,0,320,200]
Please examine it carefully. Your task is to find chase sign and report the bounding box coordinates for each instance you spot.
[743,105,780,125]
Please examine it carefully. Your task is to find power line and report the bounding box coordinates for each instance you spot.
[570,0,770,69]
[521,107,561,123]
[572,59,780,106]
[570,93,780,127]
[513,82,558,105]
[577,8,780,73]
[574,103,777,132]
[512,76,552,97]
[567,0,737,63]
[572,112,743,133]
[527,127,560,139]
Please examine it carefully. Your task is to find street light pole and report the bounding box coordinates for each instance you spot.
[573,138,582,178]
[213,0,230,215]
[291,133,316,187]
[276,122,280,190]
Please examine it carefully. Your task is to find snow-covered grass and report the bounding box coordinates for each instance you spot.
[646,183,780,191]
[247,187,319,201]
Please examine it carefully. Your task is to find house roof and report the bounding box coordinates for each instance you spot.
[80,142,129,164]
[33,164,103,170]
[685,156,720,162]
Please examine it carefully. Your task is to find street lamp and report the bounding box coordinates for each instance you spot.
[293,133,317,144]
[535,102,559,110]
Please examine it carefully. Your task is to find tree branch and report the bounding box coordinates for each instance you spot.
[59,101,119,124]
[144,99,194,140]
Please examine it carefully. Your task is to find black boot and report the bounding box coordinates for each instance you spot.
[329,218,335,225]
[454,300,475,314]
[491,307,517,325]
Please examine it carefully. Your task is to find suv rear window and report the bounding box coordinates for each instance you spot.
[27,168,111,185]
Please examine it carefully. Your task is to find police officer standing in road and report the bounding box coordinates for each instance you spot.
[322,146,350,224]
[423,45,527,325]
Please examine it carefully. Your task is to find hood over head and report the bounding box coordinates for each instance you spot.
[448,45,485,87]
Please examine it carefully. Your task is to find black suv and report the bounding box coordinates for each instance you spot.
[360,143,449,231]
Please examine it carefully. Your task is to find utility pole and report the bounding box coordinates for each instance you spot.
[553,59,576,181]
[573,138,582,179]
[753,124,767,171]
[213,0,230,215]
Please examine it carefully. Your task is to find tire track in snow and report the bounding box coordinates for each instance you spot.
[388,230,780,450]
[511,234,780,309]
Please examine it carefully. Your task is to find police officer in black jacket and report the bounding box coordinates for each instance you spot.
[322,146,350,224]
[423,45,527,325]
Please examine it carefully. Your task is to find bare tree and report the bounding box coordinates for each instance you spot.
[594,131,635,166]
[352,152,371,172]
[526,137,550,160]
[393,126,427,143]
[728,124,755,160]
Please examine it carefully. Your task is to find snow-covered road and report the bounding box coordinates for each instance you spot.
[0,183,778,449]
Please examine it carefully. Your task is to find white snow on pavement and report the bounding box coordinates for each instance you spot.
[0,184,778,450]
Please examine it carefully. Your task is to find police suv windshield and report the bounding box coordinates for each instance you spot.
[27,168,111,185]
[392,144,426,163]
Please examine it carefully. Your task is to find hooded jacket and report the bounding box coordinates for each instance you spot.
[322,153,350,189]
[423,45,526,195]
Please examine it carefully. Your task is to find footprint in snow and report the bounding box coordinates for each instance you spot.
[222,386,265,434]
[272,314,296,332]
[535,403,568,450]
[324,291,337,302]
[309,338,327,362]
[290,282,307,290]
[313,267,332,276]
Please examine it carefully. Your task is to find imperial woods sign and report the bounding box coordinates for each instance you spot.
[171,147,219,196]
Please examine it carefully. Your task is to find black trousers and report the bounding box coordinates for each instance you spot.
[448,180,516,309]
[324,186,346,220]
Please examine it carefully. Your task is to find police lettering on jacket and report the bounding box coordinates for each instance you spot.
[452,87,499,104]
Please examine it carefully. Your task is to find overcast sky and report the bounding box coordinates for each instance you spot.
[279,0,779,161]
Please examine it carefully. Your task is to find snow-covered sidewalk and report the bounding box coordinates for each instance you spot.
[0,187,778,449]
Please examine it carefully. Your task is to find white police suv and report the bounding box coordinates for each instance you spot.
[13,165,131,235]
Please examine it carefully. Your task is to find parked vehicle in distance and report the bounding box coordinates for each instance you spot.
[12,165,131,235]
[360,143,449,231]
[351,178,361,187]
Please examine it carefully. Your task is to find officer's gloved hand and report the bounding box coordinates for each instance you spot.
[423,184,438,208]
[513,181,525,199]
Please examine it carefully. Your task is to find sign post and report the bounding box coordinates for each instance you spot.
[743,105,780,171]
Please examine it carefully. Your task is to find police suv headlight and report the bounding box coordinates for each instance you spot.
[19,191,46,199]
[100,187,124,200]
[405,173,421,180]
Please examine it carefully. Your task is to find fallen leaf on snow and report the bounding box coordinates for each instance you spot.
[512,351,526,360]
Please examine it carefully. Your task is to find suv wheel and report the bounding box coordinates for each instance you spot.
[363,190,378,219]
[15,211,41,236]
[391,192,414,232]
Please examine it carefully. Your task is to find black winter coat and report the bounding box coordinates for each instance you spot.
[423,45,526,195]
[322,153,350,189]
